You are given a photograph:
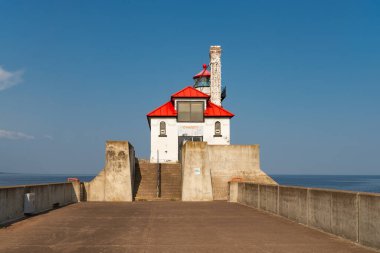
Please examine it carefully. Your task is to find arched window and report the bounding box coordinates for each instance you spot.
[214,121,222,137]
[159,121,167,137]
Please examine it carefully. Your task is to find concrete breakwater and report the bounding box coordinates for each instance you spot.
[229,182,380,250]
[0,182,80,225]
[1,179,379,251]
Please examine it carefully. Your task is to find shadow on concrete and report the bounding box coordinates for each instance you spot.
[133,158,142,200]
[80,182,87,202]
[0,203,75,229]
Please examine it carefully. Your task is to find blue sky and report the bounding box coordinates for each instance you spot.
[0,0,379,175]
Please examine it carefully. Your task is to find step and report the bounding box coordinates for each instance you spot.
[134,197,180,201]
[134,161,182,200]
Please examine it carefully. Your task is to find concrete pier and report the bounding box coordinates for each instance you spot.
[0,201,376,253]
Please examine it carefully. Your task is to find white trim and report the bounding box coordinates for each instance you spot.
[174,98,207,110]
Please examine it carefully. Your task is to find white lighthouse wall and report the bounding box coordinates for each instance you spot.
[204,118,230,145]
[150,117,230,163]
[150,117,178,163]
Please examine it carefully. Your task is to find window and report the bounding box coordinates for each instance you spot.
[214,121,222,137]
[177,101,204,122]
[159,121,166,137]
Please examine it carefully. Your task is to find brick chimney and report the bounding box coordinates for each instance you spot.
[209,45,222,106]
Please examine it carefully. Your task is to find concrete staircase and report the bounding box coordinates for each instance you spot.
[134,160,182,201]
[160,163,182,200]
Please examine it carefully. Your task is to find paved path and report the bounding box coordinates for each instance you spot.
[0,202,376,253]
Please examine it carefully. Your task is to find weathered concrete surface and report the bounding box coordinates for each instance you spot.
[359,193,380,249]
[279,186,308,225]
[208,144,277,200]
[232,182,380,251]
[331,191,358,241]
[0,202,375,253]
[242,182,259,207]
[259,184,278,214]
[308,189,334,233]
[0,183,78,225]
[228,181,239,202]
[0,186,24,224]
[181,142,213,201]
[308,189,358,241]
[182,142,276,201]
[85,141,135,201]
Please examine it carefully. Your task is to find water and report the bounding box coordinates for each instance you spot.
[0,173,95,187]
[271,174,380,193]
[1,173,380,193]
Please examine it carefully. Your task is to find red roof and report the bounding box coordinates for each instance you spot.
[205,101,234,117]
[147,99,234,118]
[147,101,177,117]
[193,64,211,79]
[171,86,210,99]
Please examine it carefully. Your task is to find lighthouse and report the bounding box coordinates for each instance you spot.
[147,46,233,163]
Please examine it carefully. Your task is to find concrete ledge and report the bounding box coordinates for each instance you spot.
[230,182,380,251]
[259,184,278,214]
[243,183,259,208]
[279,186,308,225]
[308,188,358,241]
[181,142,277,201]
[359,193,380,249]
[0,182,79,225]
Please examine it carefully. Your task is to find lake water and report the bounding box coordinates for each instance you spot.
[0,173,95,187]
[271,174,380,193]
[0,173,380,193]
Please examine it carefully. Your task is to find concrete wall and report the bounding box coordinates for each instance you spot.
[181,142,213,201]
[85,141,135,202]
[230,182,380,250]
[181,142,276,201]
[358,193,380,249]
[279,186,308,225]
[0,182,79,225]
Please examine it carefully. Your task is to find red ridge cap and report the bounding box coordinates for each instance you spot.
[171,86,210,98]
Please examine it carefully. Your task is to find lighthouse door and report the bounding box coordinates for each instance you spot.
[178,136,203,162]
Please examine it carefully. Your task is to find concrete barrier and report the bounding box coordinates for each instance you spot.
[84,141,136,202]
[358,193,380,249]
[259,184,278,214]
[181,142,277,201]
[0,182,79,225]
[181,142,213,201]
[308,189,358,241]
[237,182,245,204]
[228,181,239,203]
[243,183,259,208]
[0,186,24,224]
[279,186,308,225]
[230,182,380,251]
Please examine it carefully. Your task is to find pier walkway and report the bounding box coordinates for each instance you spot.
[0,202,376,253]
